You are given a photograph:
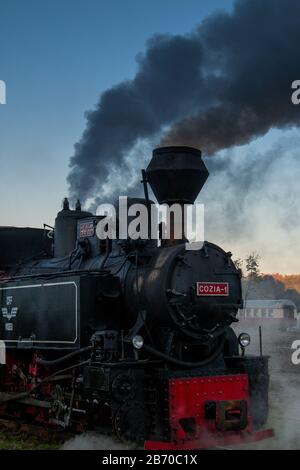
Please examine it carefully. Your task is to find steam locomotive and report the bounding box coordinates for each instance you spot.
[0,147,273,449]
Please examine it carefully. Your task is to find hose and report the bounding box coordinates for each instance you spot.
[142,335,226,368]
[36,346,93,366]
[0,360,90,404]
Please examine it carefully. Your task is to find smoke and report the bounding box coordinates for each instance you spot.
[67,0,300,205]
[67,34,205,203]
[62,432,135,450]
[232,324,300,449]
[200,129,300,273]
[267,373,300,449]
[161,0,300,150]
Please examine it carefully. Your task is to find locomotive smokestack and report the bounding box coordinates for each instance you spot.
[145,146,209,205]
[146,146,209,245]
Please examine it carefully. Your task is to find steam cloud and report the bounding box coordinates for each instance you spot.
[202,129,300,273]
[67,0,300,205]
[62,432,135,450]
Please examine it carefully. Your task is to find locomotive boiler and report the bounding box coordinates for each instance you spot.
[0,146,273,449]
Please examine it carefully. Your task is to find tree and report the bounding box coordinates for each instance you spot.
[245,252,260,279]
[233,258,244,277]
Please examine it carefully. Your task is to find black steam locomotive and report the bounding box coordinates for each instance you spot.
[0,147,273,449]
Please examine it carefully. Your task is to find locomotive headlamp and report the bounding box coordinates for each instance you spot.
[132,335,144,350]
[238,332,251,348]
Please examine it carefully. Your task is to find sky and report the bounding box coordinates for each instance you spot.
[0,0,232,225]
[0,0,299,274]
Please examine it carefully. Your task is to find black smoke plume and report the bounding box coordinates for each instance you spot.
[67,0,300,204]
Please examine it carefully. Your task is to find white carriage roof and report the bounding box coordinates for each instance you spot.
[242,299,297,309]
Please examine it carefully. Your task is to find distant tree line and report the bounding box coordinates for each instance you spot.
[272,273,300,293]
[233,253,300,310]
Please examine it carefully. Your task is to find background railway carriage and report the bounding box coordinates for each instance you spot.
[237,299,297,330]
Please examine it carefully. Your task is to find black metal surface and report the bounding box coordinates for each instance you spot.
[0,227,52,270]
[124,241,242,337]
[0,276,78,348]
[225,355,270,427]
[54,199,92,258]
[146,146,209,204]
[0,273,121,349]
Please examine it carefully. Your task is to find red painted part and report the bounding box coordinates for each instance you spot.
[1,352,87,432]
[79,222,94,237]
[1,352,53,425]
[144,374,274,450]
[196,282,229,297]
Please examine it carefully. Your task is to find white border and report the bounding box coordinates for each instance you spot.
[0,281,78,344]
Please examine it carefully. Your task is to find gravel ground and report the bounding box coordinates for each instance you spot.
[230,324,300,449]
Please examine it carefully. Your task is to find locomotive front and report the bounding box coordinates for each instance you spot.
[0,146,273,449]
[124,147,242,367]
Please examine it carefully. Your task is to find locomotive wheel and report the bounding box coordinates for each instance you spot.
[113,401,151,445]
[112,373,136,403]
